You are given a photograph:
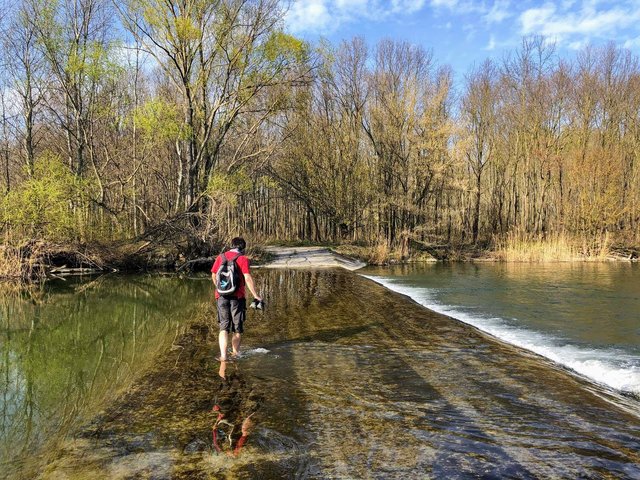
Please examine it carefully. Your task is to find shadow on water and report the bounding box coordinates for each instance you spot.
[2,269,640,479]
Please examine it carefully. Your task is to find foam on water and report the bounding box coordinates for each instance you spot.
[243,348,270,356]
[363,275,640,398]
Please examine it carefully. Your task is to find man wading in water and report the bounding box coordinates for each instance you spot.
[211,237,262,361]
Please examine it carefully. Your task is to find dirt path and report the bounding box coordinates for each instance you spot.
[262,246,365,270]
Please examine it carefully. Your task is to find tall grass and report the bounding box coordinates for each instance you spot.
[368,242,391,264]
[332,242,400,264]
[0,238,46,281]
[0,245,24,279]
[494,231,612,262]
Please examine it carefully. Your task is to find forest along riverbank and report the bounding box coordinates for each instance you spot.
[16,268,640,479]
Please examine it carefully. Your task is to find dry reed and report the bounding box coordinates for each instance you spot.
[0,236,47,281]
[0,245,24,279]
[367,242,391,264]
[494,231,612,262]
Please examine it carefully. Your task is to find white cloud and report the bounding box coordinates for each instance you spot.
[430,0,508,21]
[285,0,428,34]
[484,0,512,24]
[430,0,458,7]
[285,0,333,34]
[520,4,556,34]
[519,1,640,43]
[486,34,497,50]
[334,0,368,6]
[334,0,371,14]
[285,0,640,55]
[568,39,587,50]
[391,0,427,14]
[624,36,640,49]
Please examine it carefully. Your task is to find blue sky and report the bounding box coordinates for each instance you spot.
[283,1,640,78]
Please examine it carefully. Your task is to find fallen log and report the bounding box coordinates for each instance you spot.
[48,266,105,275]
[176,257,214,272]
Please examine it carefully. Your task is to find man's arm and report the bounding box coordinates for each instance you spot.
[211,256,221,288]
[243,273,261,301]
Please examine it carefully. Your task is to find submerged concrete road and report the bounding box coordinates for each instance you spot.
[262,246,366,271]
[21,269,640,479]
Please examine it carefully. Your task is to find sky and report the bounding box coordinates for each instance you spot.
[283,0,640,79]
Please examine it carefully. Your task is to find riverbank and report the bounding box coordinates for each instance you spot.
[3,234,638,284]
[0,241,365,283]
[332,238,640,264]
[8,269,639,479]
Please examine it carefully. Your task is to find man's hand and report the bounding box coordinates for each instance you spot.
[249,299,265,310]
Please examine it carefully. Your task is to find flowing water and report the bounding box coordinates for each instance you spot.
[362,262,640,398]
[1,268,639,479]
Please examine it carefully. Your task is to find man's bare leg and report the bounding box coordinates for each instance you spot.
[219,330,229,360]
[231,333,242,356]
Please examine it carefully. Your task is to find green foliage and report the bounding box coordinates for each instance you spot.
[263,31,308,64]
[132,99,186,141]
[174,16,201,42]
[67,41,123,82]
[207,169,253,207]
[34,0,121,83]
[0,153,90,241]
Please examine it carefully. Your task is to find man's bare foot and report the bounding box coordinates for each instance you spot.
[217,355,228,362]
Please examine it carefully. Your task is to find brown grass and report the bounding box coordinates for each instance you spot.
[368,242,391,264]
[494,231,612,262]
[0,237,48,281]
[0,244,28,280]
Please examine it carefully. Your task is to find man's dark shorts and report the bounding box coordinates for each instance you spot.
[217,296,246,333]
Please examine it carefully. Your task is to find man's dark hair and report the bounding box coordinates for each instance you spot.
[231,237,246,252]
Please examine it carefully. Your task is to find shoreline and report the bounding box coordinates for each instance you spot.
[2,238,638,284]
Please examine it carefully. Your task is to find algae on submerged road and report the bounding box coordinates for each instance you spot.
[14,268,638,479]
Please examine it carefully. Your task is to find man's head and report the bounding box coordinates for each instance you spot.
[231,237,246,252]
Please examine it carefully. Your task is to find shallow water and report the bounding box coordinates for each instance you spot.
[0,275,212,477]
[2,270,640,479]
[362,262,640,397]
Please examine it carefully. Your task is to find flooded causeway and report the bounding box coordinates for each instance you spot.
[2,270,639,478]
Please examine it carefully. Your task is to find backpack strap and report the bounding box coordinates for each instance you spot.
[218,251,240,264]
[217,251,241,272]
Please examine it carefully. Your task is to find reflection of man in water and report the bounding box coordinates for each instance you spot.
[211,237,262,361]
[212,361,260,456]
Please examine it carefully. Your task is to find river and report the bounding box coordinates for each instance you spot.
[1,267,639,478]
[363,262,640,398]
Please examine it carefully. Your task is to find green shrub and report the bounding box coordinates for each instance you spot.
[1,153,90,241]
